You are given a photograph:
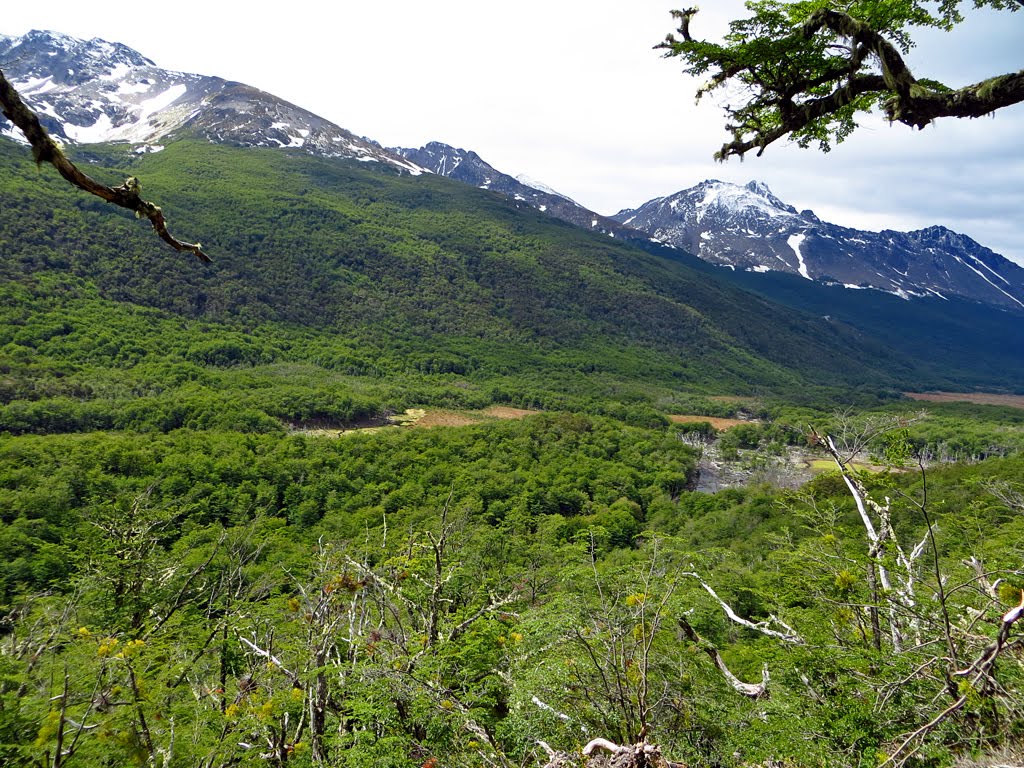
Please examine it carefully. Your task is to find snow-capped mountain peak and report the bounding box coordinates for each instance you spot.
[613,180,1024,310]
[513,173,573,203]
[743,180,797,212]
[0,30,422,172]
[6,29,155,76]
[692,179,798,222]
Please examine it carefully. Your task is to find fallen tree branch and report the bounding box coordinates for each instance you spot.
[580,739,686,768]
[681,572,802,643]
[0,69,211,263]
[538,740,576,768]
[582,738,621,756]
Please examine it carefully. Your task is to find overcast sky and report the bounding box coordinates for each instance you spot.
[4,1,1023,265]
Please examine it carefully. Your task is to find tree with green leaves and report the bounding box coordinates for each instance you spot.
[660,1,1024,159]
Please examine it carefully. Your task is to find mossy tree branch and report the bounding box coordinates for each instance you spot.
[660,3,1024,160]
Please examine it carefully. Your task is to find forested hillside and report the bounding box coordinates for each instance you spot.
[0,137,969,405]
[1,133,1023,768]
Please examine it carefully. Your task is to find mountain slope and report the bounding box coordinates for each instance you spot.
[5,28,1021,314]
[392,141,640,241]
[2,29,1021,397]
[0,29,422,172]
[613,180,1024,311]
[1,135,949,397]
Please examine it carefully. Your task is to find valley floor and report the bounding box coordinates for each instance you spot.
[905,391,1024,409]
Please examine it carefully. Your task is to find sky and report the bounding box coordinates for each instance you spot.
[3,1,1023,265]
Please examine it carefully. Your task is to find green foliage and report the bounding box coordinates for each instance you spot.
[3,134,1008,412]
[660,0,1024,158]
[2,133,1024,767]
[1,409,1022,765]
[0,414,697,603]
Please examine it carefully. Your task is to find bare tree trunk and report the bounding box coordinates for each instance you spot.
[866,561,883,652]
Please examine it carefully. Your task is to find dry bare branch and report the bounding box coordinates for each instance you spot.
[582,738,621,755]
[881,590,1024,767]
[681,571,802,643]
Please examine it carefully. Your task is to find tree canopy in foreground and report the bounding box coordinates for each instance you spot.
[660,0,1024,159]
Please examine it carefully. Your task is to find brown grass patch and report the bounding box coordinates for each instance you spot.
[669,415,755,431]
[411,410,482,428]
[904,392,1024,409]
[482,406,541,420]
[413,406,540,428]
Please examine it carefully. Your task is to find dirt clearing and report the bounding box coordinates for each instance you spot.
[409,410,482,428]
[481,406,541,419]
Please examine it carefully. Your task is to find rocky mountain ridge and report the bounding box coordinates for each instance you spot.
[0,29,421,173]
[391,142,642,241]
[611,180,1024,311]
[3,29,1022,311]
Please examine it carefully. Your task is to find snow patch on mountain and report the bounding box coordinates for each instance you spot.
[514,173,573,202]
[951,255,1024,309]
[787,233,810,279]
[0,29,422,173]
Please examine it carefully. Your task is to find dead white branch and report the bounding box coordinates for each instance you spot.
[532,695,574,724]
[681,572,802,643]
[582,737,621,755]
[812,429,935,652]
[988,480,1024,512]
[581,740,682,767]
[963,557,1000,599]
[239,636,295,680]
[538,740,558,758]
[954,589,1024,680]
